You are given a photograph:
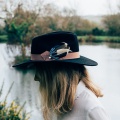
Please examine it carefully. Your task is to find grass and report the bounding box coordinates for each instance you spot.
[77,35,120,43]
[0,35,8,42]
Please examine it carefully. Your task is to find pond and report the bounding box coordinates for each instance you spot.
[0,43,120,120]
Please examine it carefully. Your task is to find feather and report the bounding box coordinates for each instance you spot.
[50,42,68,53]
[49,42,72,60]
[57,49,71,55]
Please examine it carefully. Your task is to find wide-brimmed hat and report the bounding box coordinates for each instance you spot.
[13,31,98,68]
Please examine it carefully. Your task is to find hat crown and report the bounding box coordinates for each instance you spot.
[31,31,79,54]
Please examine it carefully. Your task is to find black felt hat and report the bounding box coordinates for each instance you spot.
[13,31,98,68]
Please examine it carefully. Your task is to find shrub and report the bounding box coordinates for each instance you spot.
[92,27,106,36]
[0,101,30,120]
[0,82,31,120]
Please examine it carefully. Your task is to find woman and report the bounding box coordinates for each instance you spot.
[13,31,110,120]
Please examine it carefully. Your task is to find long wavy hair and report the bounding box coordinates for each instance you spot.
[34,63,103,120]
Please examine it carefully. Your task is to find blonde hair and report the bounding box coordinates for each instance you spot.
[35,63,103,120]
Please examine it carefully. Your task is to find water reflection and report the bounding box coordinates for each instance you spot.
[8,67,42,120]
[80,42,120,49]
[105,42,120,49]
[0,43,120,120]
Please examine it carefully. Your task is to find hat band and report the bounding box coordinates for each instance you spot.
[31,51,80,61]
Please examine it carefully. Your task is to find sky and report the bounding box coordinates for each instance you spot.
[52,0,120,16]
[0,0,120,17]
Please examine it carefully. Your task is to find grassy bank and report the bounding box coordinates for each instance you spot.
[78,35,120,43]
[0,35,8,42]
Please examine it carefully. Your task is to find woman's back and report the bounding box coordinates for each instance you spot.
[58,81,110,120]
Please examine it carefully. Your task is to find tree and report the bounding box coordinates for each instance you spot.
[102,1,120,36]
[4,5,37,45]
[92,27,106,36]
[103,14,120,36]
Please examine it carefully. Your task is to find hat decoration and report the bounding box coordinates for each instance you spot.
[49,42,72,60]
[31,42,75,61]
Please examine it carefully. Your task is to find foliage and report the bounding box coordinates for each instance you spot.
[0,82,31,120]
[3,1,120,45]
[4,5,38,45]
[92,27,106,36]
[5,22,30,44]
[0,101,30,120]
[3,4,98,45]
[11,44,30,64]
[55,15,97,35]
[0,35,8,42]
[78,36,120,43]
[74,29,92,36]
[102,14,120,36]
[0,26,6,35]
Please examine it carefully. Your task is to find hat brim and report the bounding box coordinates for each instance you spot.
[12,55,98,68]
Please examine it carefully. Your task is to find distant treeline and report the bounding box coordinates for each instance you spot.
[74,27,107,36]
[0,3,120,45]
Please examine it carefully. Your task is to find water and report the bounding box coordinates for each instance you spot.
[0,43,120,120]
